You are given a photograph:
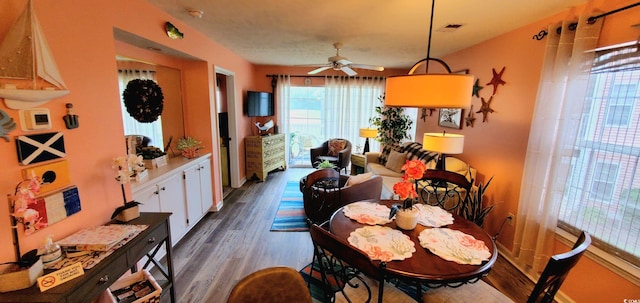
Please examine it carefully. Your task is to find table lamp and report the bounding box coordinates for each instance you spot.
[359,128,378,155]
[422,132,464,170]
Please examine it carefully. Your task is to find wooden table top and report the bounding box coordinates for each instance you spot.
[329,200,497,285]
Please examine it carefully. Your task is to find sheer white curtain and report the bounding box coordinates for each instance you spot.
[117,69,164,149]
[276,75,291,163]
[514,14,603,272]
[324,76,385,152]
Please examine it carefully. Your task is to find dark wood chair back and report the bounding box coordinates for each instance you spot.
[527,231,591,303]
[416,169,473,215]
[309,223,386,303]
[227,266,312,303]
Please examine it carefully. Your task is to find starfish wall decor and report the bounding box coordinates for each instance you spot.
[421,108,435,121]
[476,96,495,122]
[465,105,476,127]
[486,66,506,95]
[472,79,484,98]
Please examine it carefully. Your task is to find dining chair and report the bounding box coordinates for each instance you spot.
[416,169,473,215]
[422,231,591,303]
[227,266,312,303]
[309,223,416,303]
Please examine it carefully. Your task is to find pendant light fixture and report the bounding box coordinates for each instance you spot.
[385,0,474,108]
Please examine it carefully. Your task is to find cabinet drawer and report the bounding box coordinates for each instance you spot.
[66,256,128,303]
[127,221,168,266]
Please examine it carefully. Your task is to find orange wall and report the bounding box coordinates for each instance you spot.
[0,0,252,263]
[422,0,639,301]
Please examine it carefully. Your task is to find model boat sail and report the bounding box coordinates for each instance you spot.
[0,0,69,109]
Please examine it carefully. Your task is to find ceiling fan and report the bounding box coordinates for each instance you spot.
[307,42,384,76]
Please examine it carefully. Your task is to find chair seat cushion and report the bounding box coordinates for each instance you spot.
[421,280,514,303]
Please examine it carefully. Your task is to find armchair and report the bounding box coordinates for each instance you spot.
[310,138,352,173]
[300,169,382,224]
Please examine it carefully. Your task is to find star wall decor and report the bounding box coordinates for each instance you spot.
[465,105,476,127]
[486,66,506,95]
[476,96,495,122]
[472,79,483,98]
[421,108,436,121]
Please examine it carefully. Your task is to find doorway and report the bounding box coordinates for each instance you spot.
[215,67,240,195]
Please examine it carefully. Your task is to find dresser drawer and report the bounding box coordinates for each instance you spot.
[127,221,168,266]
[66,256,128,303]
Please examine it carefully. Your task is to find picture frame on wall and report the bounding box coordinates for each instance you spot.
[439,108,463,129]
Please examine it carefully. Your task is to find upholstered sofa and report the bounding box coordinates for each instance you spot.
[364,142,477,199]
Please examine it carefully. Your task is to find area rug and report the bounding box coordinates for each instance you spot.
[270,181,308,231]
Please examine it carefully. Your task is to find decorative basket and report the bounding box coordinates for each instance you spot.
[0,258,44,293]
[180,147,198,159]
[108,269,161,303]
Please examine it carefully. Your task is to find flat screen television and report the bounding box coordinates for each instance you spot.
[246,91,274,117]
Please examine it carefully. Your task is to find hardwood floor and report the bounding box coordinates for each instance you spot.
[168,167,535,302]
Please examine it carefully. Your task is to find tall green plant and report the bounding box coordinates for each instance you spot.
[369,94,412,146]
[462,176,495,227]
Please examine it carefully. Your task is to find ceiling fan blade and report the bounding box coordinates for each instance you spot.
[350,64,385,72]
[341,66,357,76]
[335,58,352,66]
[308,66,331,75]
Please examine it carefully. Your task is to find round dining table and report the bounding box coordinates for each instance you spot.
[329,199,498,290]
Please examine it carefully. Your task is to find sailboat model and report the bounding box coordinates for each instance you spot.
[0,0,69,109]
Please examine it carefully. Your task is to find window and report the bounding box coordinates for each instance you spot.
[288,86,324,166]
[558,44,639,265]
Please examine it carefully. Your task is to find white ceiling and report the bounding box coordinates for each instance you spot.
[144,0,588,70]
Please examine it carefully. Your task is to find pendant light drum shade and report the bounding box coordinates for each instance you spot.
[385,73,474,108]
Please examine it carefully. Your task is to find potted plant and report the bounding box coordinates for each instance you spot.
[111,155,145,222]
[462,177,495,227]
[369,94,413,147]
[316,159,336,170]
[389,160,427,230]
[177,136,203,159]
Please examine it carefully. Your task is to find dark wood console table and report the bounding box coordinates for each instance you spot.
[0,212,176,303]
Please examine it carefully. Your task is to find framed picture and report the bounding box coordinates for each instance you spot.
[439,108,463,129]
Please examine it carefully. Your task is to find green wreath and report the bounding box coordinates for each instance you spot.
[123,79,164,123]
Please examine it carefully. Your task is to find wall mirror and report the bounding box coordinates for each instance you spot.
[116,56,185,156]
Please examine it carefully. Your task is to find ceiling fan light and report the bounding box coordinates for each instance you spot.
[384,73,474,108]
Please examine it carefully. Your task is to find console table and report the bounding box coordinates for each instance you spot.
[0,213,176,303]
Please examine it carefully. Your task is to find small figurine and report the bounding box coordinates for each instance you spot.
[63,103,79,129]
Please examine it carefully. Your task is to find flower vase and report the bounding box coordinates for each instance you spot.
[181,147,198,159]
[395,208,419,230]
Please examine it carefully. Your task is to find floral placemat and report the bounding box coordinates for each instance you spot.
[348,226,415,262]
[418,228,491,265]
[414,204,454,227]
[343,201,393,225]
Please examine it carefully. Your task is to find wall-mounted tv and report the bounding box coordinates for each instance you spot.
[246,91,274,117]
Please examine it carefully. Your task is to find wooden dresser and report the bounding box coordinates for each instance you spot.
[245,134,286,182]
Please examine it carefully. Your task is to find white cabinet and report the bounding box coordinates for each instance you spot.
[183,157,213,231]
[132,154,213,247]
[135,173,187,246]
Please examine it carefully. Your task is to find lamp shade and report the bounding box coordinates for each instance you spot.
[359,128,378,138]
[384,74,474,108]
[422,133,464,154]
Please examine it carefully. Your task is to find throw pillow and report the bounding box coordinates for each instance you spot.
[327,139,347,156]
[385,150,407,173]
[346,172,373,187]
[378,143,400,166]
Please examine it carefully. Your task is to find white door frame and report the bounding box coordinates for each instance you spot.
[214,66,240,188]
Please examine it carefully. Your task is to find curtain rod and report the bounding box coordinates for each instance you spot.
[266,74,385,79]
[532,2,640,40]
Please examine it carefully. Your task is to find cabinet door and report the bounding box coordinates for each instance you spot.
[183,164,203,229]
[134,184,161,213]
[198,158,213,214]
[157,174,187,246]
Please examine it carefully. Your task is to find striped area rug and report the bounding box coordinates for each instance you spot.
[270,181,309,231]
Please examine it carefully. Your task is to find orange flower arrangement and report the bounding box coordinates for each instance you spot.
[389,159,427,218]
